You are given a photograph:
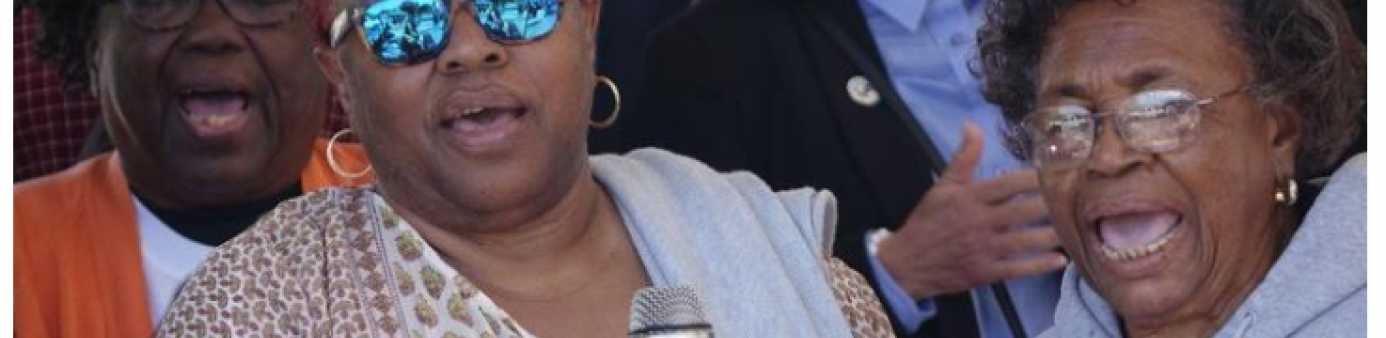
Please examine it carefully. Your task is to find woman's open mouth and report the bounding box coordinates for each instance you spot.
[439,105,528,149]
[178,87,252,137]
[1096,210,1182,261]
[1082,200,1186,277]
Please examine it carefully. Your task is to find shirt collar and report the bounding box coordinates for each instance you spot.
[860,0,987,32]
[860,0,930,32]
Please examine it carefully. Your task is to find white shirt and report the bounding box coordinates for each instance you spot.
[133,195,215,326]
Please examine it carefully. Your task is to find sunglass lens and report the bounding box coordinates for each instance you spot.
[474,0,562,42]
[362,0,451,64]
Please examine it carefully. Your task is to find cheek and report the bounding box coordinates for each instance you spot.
[1041,173,1083,242]
[259,35,326,93]
[351,76,409,133]
[347,57,430,119]
[346,66,438,155]
[1157,129,1282,297]
[1169,127,1277,239]
[512,25,595,126]
[103,32,175,131]
[1041,172,1102,276]
[258,36,330,129]
[107,34,164,91]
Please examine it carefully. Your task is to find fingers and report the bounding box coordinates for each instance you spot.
[988,196,1049,228]
[972,169,1041,204]
[939,123,985,185]
[992,225,1062,257]
[991,251,1068,281]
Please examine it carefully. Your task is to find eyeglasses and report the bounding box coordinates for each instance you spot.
[115,0,297,31]
[1019,86,1250,170]
[329,0,563,66]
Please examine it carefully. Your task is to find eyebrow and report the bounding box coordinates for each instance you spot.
[1051,65,1176,99]
[1123,66,1174,90]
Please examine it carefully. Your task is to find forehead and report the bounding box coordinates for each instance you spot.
[1037,0,1248,95]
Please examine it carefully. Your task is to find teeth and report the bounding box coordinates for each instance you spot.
[1100,231,1173,261]
[199,114,236,128]
[462,107,485,115]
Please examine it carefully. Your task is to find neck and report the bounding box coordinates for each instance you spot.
[389,169,627,299]
[122,162,303,210]
[133,182,303,246]
[1124,317,1220,338]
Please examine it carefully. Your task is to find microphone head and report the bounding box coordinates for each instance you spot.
[628,285,712,337]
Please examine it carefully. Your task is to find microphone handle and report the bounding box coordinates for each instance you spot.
[630,323,714,338]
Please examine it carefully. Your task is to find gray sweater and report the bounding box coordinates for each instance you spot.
[1038,153,1366,338]
[591,148,856,338]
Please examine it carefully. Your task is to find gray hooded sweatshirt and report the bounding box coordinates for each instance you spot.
[1038,153,1366,338]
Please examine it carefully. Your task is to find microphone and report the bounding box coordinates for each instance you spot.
[628,285,714,338]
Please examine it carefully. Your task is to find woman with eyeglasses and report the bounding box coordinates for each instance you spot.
[976,0,1365,337]
[15,0,372,337]
[153,0,895,337]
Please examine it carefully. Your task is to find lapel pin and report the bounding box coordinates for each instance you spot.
[846,75,881,107]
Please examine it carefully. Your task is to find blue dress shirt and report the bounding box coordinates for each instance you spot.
[854,0,1061,336]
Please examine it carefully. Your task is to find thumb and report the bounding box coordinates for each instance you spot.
[940,122,985,185]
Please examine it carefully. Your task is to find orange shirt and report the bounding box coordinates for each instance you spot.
[15,138,372,338]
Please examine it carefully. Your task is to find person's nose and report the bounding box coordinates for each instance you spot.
[1085,119,1153,178]
[180,0,248,55]
[435,6,509,75]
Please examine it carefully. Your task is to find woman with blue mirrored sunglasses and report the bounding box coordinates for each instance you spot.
[329,0,562,65]
[153,0,898,336]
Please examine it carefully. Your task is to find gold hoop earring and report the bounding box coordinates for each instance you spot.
[327,128,373,179]
[591,76,621,129]
[1274,179,1298,206]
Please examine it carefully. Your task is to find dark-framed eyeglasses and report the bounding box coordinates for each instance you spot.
[1018,85,1252,170]
[114,0,297,31]
[329,0,563,66]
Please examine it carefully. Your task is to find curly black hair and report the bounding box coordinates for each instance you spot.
[23,0,105,94]
[977,0,1366,179]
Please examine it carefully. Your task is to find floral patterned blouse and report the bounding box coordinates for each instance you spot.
[155,188,894,338]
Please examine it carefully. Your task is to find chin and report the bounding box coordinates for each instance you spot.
[1082,255,1214,330]
[1105,278,1195,322]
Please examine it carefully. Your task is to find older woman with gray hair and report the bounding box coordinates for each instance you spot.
[976,0,1365,337]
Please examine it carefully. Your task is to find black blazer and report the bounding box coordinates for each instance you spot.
[619,0,979,336]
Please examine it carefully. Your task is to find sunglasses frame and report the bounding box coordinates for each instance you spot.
[328,0,565,66]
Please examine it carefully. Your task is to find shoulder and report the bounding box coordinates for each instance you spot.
[192,186,374,273]
[256,186,376,235]
[1316,153,1366,205]
[1298,152,1365,254]
[1294,287,1365,337]
[188,186,375,284]
[157,187,376,337]
[209,187,376,262]
[592,147,821,205]
[15,153,117,213]
[592,148,838,254]
[15,153,127,253]
[1244,153,1366,337]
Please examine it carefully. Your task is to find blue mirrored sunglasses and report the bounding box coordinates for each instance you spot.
[329,0,562,65]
